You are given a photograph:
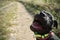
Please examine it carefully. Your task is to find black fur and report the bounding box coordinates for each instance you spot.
[30,11,58,40]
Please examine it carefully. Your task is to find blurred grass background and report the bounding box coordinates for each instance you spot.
[19,0,60,38]
[0,0,60,40]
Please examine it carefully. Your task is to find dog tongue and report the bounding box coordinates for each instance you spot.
[32,22,42,30]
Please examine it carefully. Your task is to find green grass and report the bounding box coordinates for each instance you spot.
[0,1,12,8]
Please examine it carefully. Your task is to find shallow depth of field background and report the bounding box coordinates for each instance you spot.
[0,0,60,40]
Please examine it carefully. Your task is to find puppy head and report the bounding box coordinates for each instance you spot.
[30,11,58,34]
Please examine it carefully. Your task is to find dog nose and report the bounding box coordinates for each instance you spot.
[40,10,50,17]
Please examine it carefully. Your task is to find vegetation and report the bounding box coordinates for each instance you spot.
[0,0,60,40]
[0,1,17,40]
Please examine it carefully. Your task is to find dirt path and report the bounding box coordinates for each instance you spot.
[8,2,35,40]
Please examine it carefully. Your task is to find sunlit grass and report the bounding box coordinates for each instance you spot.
[0,1,17,40]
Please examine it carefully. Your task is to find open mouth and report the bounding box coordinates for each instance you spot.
[31,20,43,30]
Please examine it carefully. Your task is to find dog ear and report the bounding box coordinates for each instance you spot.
[53,20,58,29]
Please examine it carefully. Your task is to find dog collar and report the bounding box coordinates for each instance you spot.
[34,32,49,39]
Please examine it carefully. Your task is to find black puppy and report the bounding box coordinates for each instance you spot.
[30,11,58,40]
